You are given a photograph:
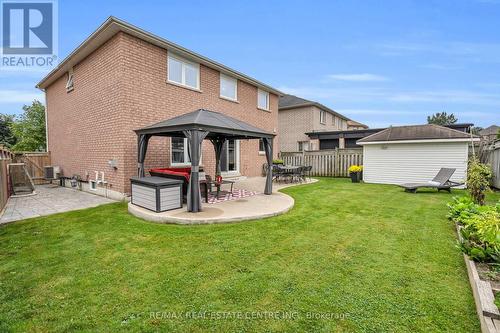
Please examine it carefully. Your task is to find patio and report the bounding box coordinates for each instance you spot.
[0,185,115,225]
[128,176,316,224]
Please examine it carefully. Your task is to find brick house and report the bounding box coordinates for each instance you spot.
[278,94,352,152]
[36,17,281,199]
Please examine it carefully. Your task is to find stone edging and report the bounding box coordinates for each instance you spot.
[455,224,500,333]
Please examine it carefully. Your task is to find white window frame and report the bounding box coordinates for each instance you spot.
[320,110,326,124]
[258,139,265,155]
[298,141,309,152]
[220,73,238,101]
[221,140,240,175]
[167,53,200,90]
[66,69,74,92]
[257,89,270,111]
[170,137,192,166]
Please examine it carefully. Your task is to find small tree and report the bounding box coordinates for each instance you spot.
[467,158,492,205]
[10,100,46,152]
[427,112,458,126]
[0,114,17,147]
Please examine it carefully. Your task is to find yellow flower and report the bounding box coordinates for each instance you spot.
[348,165,363,173]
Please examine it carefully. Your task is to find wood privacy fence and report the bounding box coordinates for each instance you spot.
[280,149,363,177]
[14,152,51,185]
[0,146,14,212]
[483,140,500,189]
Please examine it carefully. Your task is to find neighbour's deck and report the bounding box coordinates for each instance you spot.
[128,177,316,224]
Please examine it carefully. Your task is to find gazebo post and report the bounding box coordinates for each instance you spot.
[210,137,226,177]
[263,137,273,195]
[184,130,209,212]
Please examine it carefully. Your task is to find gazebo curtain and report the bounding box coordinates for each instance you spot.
[184,130,209,212]
[210,138,226,176]
[262,137,273,195]
[137,134,151,177]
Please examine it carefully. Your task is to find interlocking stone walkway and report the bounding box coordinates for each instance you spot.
[0,185,115,225]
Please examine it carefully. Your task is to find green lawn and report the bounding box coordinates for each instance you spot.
[1,178,498,332]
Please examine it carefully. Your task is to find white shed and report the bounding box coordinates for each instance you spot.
[357,124,478,187]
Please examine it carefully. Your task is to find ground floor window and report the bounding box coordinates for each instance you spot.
[298,141,310,152]
[259,139,265,153]
[171,137,191,165]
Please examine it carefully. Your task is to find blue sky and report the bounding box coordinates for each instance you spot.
[1,0,499,128]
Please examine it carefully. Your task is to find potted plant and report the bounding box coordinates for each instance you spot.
[348,165,363,183]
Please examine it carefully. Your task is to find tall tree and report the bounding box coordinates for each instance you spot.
[0,114,17,148]
[10,100,46,152]
[427,112,458,126]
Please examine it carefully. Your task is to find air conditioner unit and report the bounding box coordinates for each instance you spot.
[44,166,60,180]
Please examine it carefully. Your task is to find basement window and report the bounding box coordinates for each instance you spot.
[66,69,74,92]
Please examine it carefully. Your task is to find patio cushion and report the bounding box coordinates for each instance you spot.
[149,167,191,182]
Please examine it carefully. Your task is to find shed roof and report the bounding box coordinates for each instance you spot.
[357,124,476,144]
[278,94,350,120]
[135,109,274,139]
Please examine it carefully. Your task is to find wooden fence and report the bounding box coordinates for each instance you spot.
[0,146,14,213]
[483,140,500,189]
[14,152,51,185]
[280,149,363,177]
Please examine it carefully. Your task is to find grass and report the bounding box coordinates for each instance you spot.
[0,178,498,332]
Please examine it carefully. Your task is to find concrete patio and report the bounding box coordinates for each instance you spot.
[0,185,115,225]
[128,176,317,224]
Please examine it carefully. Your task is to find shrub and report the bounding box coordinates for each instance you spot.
[273,159,284,165]
[348,165,363,174]
[467,158,492,205]
[459,209,500,263]
[449,196,500,263]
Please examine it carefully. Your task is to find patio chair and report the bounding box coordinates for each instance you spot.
[272,165,284,183]
[303,165,312,181]
[205,175,235,199]
[399,168,463,193]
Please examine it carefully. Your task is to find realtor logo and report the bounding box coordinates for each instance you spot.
[1,0,57,68]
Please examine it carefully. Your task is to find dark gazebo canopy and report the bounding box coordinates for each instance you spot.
[135,109,275,213]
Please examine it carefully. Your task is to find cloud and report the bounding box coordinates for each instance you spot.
[326,73,389,82]
[279,85,500,106]
[0,90,44,103]
[369,41,500,63]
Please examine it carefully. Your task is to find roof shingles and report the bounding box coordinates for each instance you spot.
[357,124,475,143]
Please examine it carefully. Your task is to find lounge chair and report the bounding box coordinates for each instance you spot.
[399,168,463,193]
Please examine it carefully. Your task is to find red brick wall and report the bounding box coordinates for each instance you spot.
[45,32,279,195]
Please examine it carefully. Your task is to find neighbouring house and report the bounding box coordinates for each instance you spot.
[36,17,281,199]
[479,125,499,143]
[357,124,479,187]
[278,94,353,152]
[308,123,474,150]
[347,120,368,130]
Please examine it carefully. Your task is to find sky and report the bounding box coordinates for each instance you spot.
[1,0,499,128]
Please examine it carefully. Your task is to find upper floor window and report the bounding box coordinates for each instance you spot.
[258,89,269,110]
[320,110,326,124]
[66,69,74,92]
[220,74,237,101]
[167,54,200,90]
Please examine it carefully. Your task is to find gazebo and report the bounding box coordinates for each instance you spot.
[134,109,275,213]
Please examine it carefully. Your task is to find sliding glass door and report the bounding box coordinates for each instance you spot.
[220,140,239,174]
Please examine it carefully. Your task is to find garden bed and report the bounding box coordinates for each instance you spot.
[456,223,500,333]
